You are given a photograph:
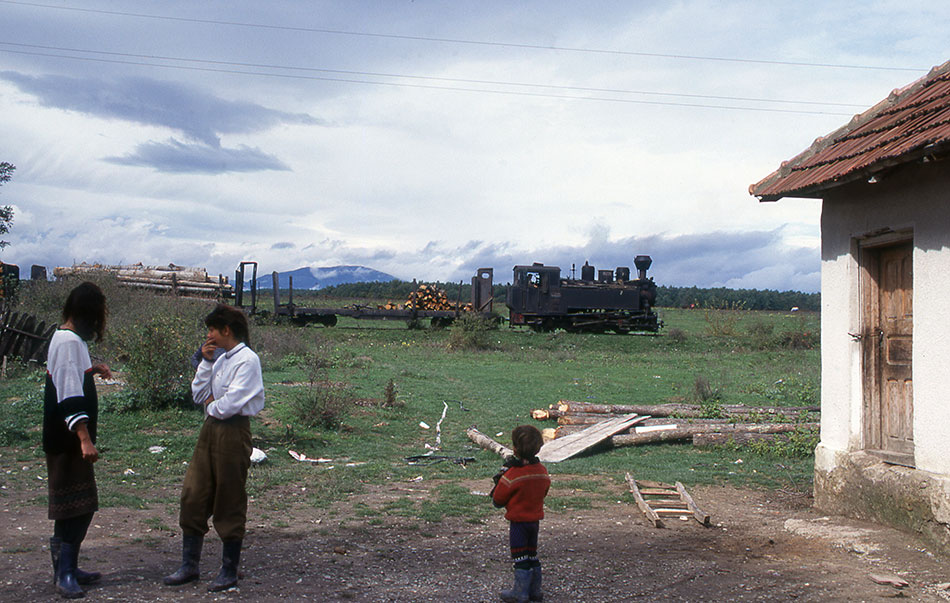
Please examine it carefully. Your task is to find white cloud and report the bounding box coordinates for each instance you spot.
[0,1,944,293]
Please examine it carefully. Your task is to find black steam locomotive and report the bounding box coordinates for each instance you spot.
[505,255,659,333]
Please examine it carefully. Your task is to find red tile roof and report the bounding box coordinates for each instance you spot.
[750,59,950,201]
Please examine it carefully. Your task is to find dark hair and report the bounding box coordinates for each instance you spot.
[62,281,107,342]
[511,425,543,459]
[204,304,250,345]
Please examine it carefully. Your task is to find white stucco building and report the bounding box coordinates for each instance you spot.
[751,60,950,550]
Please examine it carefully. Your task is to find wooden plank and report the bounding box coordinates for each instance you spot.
[9,314,33,358]
[0,311,19,358]
[676,481,711,527]
[645,499,688,507]
[655,508,692,516]
[625,472,662,528]
[34,324,57,363]
[537,413,647,463]
[636,479,672,489]
[639,488,676,496]
[21,320,44,361]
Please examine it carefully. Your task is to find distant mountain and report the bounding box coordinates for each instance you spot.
[248,265,398,290]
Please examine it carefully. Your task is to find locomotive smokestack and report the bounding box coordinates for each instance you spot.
[634,255,652,280]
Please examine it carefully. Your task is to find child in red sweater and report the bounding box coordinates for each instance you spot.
[491,425,551,603]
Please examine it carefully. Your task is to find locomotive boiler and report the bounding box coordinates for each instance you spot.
[505,255,659,333]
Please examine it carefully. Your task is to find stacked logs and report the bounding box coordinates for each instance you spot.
[53,262,233,299]
[403,284,474,312]
[405,284,452,310]
[532,400,819,448]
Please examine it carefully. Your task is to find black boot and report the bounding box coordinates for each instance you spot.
[50,537,60,585]
[163,533,203,586]
[529,565,543,602]
[500,568,532,603]
[51,538,102,586]
[208,540,241,592]
[56,541,84,599]
[72,542,101,585]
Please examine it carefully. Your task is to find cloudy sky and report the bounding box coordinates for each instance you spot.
[1,1,947,292]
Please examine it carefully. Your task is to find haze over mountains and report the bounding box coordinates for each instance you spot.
[249,266,397,290]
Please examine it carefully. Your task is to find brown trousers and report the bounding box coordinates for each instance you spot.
[179,415,252,541]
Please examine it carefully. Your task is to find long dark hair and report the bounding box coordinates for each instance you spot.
[62,281,107,342]
[204,304,250,345]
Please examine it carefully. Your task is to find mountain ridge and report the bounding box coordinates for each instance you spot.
[248,265,397,290]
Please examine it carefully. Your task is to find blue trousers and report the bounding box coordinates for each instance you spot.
[509,521,540,569]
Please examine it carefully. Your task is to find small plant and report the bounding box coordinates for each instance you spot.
[666,327,687,344]
[746,319,774,339]
[288,349,355,429]
[255,327,319,371]
[693,376,725,418]
[447,313,498,351]
[380,379,403,408]
[773,329,818,350]
[702,301,745,337]
[742,427,819,458]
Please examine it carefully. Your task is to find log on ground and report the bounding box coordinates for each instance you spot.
[610,422,818,447]
[466,427,514,460]
[691,432,797,447]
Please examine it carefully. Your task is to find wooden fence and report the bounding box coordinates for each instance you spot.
[0,311,56,363]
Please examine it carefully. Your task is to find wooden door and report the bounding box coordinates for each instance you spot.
[864,241,914,466]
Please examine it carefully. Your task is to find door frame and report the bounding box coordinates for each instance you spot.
[857,229,914,467]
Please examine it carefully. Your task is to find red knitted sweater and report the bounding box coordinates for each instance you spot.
[492,461,551,522]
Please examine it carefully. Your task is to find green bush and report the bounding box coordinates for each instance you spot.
[116,313,201,410]
[254,325,319,371]
[447,313,499,351]
[287,350,355,429]
[692,376,725,418]
[666,327,687,344]
[702,301,745,337]
[773,329,819,350]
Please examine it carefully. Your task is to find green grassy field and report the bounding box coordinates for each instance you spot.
[0,299,819,521]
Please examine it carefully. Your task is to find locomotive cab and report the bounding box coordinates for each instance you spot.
[507,264,563,322]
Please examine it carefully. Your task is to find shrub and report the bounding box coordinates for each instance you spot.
[746,319,774,339]
[254,325,320,371]
[116,313,200,410]
[380,379,404,408]
[288,349,355,429]
[702,301,746,337]
[773,329,818,350]
[693,376,725,418]
[666,328,687,344]
[743,428,819,458]
[447,313,498,351]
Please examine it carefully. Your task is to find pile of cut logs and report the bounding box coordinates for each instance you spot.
[532,400,819,448]
[53,263,233,299]
[403,284,473,312]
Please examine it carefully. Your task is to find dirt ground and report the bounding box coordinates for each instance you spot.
[2,474,949,602]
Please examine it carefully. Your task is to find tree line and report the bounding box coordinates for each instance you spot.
[303,280,820,312]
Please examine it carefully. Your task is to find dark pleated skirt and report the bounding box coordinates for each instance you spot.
[46,452,98,520]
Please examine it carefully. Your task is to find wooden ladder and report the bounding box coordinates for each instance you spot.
[625,472,710,528]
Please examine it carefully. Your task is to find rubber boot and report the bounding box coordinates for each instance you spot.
[72,542,101,585]
[51,538,102,586]
[499,568,532,603]
[56,541,85,599]
[50,537,60,585]
[208,540,241,592]
[529,565,543,602]
[163,534,203,586]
